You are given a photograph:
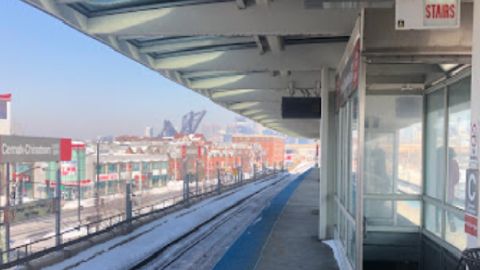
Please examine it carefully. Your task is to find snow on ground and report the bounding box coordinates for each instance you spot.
[62,175,249,211]
[46,169,307,270]
[62,183,184,210]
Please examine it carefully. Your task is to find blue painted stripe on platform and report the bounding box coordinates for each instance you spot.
[214,169,311,270]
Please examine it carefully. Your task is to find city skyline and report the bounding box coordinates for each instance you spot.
[0,1,241,140]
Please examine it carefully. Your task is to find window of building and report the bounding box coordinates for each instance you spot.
[108,164,117,173]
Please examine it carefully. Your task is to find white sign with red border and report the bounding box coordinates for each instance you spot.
[395,0,460,30]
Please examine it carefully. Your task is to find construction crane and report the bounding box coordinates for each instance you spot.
[159,110,207,137]
[159,120,178,137]
[180,110,207,135]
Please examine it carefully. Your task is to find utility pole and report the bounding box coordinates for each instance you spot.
[240,158,244,183]
[77,156,81,224]
[174,158,178,180]
[182,158,189,204]
[55,165,62,246]
[4,163,10,263]
[16,164,22,205]
[95,141,100,230]
[139,161,143,194]
[195,160,199,195]
[217,167,221,194]
[116,163,121,194]
[0,165,3,264]
[125,182,132,225]
[125,166,132,225]
[205,153,209,192]
[183,175,190,204]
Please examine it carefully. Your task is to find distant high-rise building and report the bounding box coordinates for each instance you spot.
[145,126,154,138]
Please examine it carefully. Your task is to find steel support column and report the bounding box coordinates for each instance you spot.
[319,67,335,240]
[470,0,480,247]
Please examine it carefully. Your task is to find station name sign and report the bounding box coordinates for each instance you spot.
[0,135,72,163]
[395,0,460,30]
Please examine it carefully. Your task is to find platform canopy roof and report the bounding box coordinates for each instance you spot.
[21,0,386,138]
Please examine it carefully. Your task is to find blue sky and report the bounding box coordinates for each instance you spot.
[0,0,238,140]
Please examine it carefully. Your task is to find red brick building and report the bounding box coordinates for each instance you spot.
[232,135,285,168]
[167,134,263,181]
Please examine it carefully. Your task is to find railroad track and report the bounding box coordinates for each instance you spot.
[129,173,292,270]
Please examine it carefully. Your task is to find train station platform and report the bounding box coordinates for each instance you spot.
[214,168,338,270]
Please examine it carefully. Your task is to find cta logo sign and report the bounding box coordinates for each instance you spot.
[424,0,460,28]
[465,169,479,237]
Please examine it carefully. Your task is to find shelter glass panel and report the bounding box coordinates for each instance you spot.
[423,73,471,253]
[446,77,471,210]
[340,213,346,246]
[445,210,467,250]
[365,95,423,195]
[365,200,420,227]
[425,90,446,200]
[425,202,442,237]
[349,95,358,217]
[347,221,356,265]
[396,200,421,226]
[365,200,393,225]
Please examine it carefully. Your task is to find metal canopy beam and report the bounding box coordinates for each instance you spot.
[85,0,358,36]
[367,74,426,84]
[210,89,283,102]
[367,63,444,76]
[190,71,321,90]
[138,36,255,54]
[153,43,346,71]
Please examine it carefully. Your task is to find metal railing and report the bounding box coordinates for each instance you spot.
[0,170,280,269]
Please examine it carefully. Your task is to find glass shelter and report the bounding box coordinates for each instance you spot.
[322,6,475,270]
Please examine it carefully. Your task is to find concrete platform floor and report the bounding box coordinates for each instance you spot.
[254,168,338,270]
